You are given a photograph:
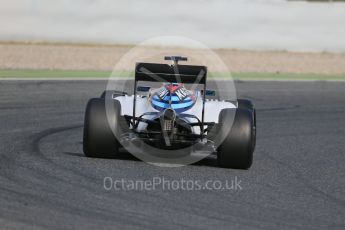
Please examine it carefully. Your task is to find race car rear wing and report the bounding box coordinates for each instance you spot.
[135,63,207,84]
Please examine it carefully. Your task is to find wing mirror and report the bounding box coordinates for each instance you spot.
[205,90,216,96]
[137,86,151,92]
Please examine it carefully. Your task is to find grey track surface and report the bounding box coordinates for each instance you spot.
[0,80,344,230]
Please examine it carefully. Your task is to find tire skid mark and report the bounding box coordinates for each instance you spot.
[6,125,169,227]
[1,124,98,192]
[29,124,103,183]
[31,124,83,154]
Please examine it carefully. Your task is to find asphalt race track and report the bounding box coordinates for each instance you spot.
[0,80,344,230]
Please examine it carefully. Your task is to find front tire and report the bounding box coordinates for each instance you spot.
[217,108,255,169]
[83,98,122,158]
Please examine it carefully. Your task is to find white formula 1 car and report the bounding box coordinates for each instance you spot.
[83,56,256,169]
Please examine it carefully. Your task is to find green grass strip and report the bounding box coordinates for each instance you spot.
[0,69,344,81]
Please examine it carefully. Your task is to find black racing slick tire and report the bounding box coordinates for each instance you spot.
[237,99,253,110]
[238,99,256,127]
[217,108,255,169]
[83,98,122,158]
[238,98,256,150]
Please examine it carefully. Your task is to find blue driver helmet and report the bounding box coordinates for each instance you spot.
[150,83,197,113]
